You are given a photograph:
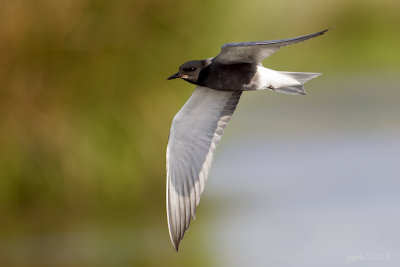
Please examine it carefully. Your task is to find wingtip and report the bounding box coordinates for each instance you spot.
[308,28,332,40]
[171,238,180,252]
[322,27,335,34]
[168,222,181,252]
[168,225,181,252]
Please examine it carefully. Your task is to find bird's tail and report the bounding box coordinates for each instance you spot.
[274,72,321,95]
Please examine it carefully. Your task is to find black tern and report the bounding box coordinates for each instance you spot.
[166,29,330,250]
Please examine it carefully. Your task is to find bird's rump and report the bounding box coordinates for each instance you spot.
[166,86,242,250]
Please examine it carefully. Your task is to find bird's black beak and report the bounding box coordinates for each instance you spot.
[167,73,180,80]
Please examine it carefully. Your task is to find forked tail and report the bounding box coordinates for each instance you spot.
[275,71,321,95]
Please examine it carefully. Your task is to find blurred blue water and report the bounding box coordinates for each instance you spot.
[204,75,400,266]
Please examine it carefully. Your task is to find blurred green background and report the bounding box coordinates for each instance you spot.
[0,0,399,266]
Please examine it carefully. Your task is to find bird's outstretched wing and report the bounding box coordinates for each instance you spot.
[213,28,330,64]
[166,86,241,250]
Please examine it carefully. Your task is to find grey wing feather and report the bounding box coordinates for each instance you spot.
[213,28,330,64]
[166,86,241,251]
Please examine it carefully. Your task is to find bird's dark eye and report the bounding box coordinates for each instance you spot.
[184,67,196,72]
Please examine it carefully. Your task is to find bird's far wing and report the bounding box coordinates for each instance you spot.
[166,86,242,251]
[213,28,330,64]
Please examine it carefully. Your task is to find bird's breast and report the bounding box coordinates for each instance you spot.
[198,63,258,91]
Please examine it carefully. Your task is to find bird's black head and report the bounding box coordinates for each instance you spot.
[167,60,204,84]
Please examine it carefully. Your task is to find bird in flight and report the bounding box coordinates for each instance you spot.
[166,28,330,251]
